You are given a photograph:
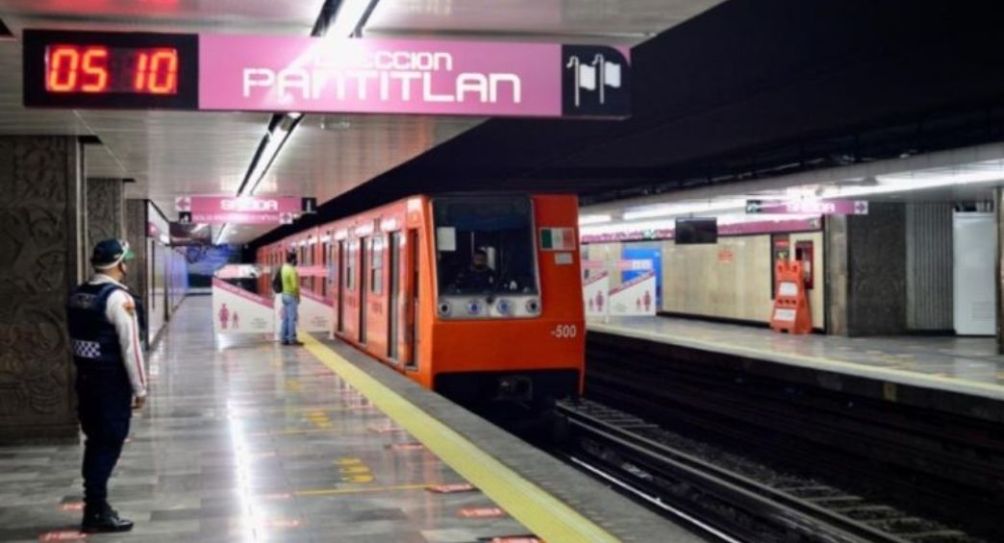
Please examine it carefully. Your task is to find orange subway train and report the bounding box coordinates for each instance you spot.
[256,193,585,410]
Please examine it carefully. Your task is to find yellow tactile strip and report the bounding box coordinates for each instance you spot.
[301,332,620,543]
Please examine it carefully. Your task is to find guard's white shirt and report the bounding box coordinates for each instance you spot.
[89,273,148,398]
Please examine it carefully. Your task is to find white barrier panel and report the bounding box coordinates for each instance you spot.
[300,291,334,333]
[212,278,274,334]
[583,271,610,318]
[274,296,283,341]
[274,291,334,340]
[608,271,657,316]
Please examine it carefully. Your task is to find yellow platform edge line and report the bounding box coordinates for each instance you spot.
[301,332,620,543]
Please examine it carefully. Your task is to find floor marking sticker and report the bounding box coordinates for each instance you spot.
[427,483,477,494]
[39,531,86,542]
[459,507,507,519]
[388,442,426,451]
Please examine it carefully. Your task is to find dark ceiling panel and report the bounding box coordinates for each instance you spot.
[253,0,1004,247]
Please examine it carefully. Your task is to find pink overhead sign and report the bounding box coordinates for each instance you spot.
[746,199,869,215]
[176,195,301,225]
[198,35,630,118]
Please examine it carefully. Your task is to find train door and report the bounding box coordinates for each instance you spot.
[387,231,400,361]
[405,229,418,370]
[336,240,345,333]
[358,236,368,344]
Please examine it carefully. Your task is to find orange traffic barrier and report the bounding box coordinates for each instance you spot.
[770,260,812,334]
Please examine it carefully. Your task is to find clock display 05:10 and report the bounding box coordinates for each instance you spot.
[45,45,179,95]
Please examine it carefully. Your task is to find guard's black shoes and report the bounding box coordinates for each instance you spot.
[81,508,134,533]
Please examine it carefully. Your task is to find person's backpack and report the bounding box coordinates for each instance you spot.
[271,266,284,294]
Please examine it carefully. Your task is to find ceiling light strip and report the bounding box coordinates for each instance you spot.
[216,0,376,244]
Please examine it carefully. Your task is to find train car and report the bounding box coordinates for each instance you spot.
[257,193,585,410]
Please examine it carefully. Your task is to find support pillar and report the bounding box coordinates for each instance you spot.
[824,214,849,335]
[85,177,126,250]
[125,199,149,345]
[996,188,1004,354]
[825,202,907,336]
[0,136,85,442]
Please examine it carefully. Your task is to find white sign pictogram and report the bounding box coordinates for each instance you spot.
[566,54,622,108]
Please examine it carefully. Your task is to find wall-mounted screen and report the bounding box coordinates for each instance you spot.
[169,222,211,246]
[675,217,718,244]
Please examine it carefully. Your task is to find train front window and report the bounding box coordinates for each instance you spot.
[433,196,538,295]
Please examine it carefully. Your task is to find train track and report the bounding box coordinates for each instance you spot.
[556,399,985,543]
[582,332,1004,541]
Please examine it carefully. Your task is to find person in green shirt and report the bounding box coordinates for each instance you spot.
[280,251,302,346]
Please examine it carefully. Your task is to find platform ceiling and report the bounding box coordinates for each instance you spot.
[255,0,1004,246]
[0,0,725,243]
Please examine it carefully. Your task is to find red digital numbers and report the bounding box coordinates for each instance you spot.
[46,45,178,95]
[48,45,91,92]
[133,49,179,94]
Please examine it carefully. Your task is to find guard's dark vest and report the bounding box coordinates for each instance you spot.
[67,282,129,382]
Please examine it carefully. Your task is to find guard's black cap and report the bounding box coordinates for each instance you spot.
[91,239,135,269]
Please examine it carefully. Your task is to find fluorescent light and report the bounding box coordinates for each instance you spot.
[217,223,231,242]
[817,161,1004,200]
[243,124,290,197]
[579,214,612,226]
[622,198,746,220]
[324,0,374,38]
[581,219,673,237]
[288,112,302,120]
[580,212,821,239]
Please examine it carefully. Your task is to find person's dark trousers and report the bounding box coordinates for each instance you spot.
[76,371,132,514]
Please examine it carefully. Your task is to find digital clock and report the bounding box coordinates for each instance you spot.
[23,29,198,110]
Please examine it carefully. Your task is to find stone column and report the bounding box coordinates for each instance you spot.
[825,202,907,336]
[125,199,149,345]
[997,188,1004,354]
[824,215,849,335]
[85,177,125,250]
[0,136,85,443]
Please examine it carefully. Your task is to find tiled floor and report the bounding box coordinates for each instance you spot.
[590,316,1004,400]
[0,296,533,542]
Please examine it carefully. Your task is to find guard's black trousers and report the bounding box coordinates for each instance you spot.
[76,371,132,512]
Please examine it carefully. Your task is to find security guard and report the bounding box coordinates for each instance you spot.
[67,239,148,533]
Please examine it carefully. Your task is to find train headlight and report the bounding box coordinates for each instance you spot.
[437,300,452,317]
[466,300,482,315]
[525,298,540,314]
[496,299,512,315]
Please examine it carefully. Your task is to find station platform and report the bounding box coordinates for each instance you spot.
[0,297,702,543]
[589,316,1004,414]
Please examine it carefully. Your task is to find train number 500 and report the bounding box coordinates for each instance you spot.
[551,324,578,338]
